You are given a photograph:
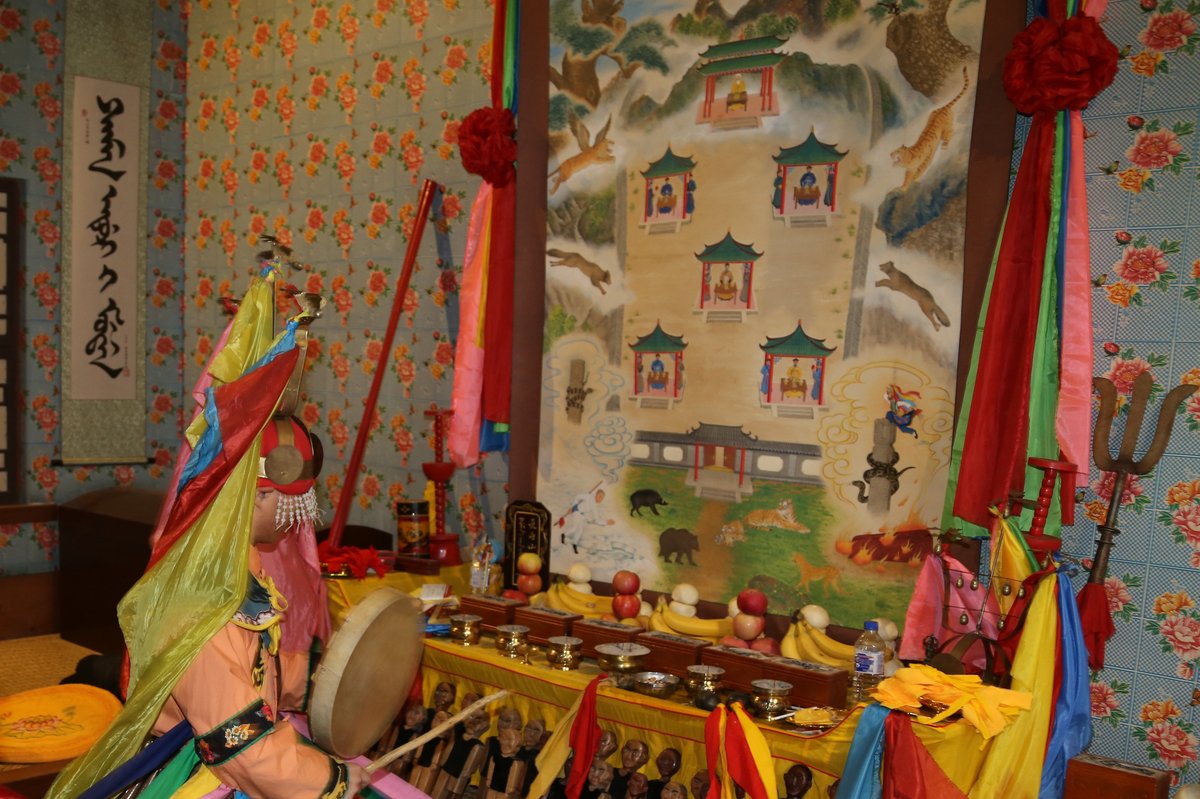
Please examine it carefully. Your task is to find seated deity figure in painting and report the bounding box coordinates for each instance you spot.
[714,265,738,303]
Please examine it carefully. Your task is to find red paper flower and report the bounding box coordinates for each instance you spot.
[1003,13,1119,115]
[457,106,516,187]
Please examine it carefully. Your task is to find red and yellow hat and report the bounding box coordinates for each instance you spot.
[257,415,324,495]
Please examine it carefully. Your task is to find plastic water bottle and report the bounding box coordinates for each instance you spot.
[846,620,886,707]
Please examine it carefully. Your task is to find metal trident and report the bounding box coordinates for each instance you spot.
[1088,372,1197,584]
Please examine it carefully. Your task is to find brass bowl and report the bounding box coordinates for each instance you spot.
[495,624,531,660]
[751,679,793,718]
[545,635,583,671]
[595,642,650,688]
[632,671,681,700]
[684,664,725,697]
[449,614,482,646]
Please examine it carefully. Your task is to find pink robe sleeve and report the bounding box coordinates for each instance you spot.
[169,624,350,799]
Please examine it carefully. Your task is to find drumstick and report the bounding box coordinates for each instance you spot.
[365,690,510,774]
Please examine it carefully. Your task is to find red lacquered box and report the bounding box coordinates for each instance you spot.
[457,594,526,632]
[573,618,644,659]
[698,645,771,694]
[758,656,848,709]
[513,606,581,646]
[634,630,711,678]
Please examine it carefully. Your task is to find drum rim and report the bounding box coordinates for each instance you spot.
[310,586,424,758]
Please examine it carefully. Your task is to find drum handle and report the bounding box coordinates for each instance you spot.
[365,690,510,775]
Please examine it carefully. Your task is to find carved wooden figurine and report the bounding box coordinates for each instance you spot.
[690,771,710,799]
[483,727,527,799]
[430,693,490,799]
[648,748,681,799]
[408,682,457,793]
[519,717,548,796]
[610,739,649,799]
[580,760,614,799]
[783,764,813,799]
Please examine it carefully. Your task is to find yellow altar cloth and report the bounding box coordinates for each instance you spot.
[419,637,992,797]
[323,565,473,629]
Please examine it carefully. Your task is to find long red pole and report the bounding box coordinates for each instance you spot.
[327,178,438,548]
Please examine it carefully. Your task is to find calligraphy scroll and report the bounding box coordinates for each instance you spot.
[62,72,147,462]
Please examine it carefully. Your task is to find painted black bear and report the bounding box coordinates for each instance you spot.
[658,527,699,565]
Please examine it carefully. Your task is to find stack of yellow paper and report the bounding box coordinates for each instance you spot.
[873,663,1032,742]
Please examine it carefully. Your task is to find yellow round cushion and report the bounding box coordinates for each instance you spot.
[0,684,121,763]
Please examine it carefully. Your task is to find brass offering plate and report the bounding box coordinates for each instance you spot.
[786,706,845,731]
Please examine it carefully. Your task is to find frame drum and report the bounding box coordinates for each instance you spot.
[310,587,424,758]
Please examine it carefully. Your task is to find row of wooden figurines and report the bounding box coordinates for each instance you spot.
[368,682,835,799]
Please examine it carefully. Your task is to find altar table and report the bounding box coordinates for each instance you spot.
[416,637,991,797]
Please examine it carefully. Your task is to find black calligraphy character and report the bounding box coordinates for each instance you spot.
[85,297,125,378]
[88,95,127,181]
[98,264,118,292]
[88,185,119,258]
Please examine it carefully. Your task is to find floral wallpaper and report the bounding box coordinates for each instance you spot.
[0,0,187,575]
[183,0,503,549]
[1061,0,1200,781]
[0,0,503,577]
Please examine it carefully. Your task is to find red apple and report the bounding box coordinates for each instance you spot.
[612,593,642,619]
[736,588,768,616]
[611,569,641,595]
[732,612,766,641]
[719,635,750,649]
[501,588,528,603]
[749,637,781,655]
[516,551,544,575]
[516,572,543,595]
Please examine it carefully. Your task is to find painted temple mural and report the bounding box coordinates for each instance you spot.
[537,0,983,627]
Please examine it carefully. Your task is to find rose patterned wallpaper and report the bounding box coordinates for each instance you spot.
[0,0,187,574]
[1058,0,1200,781]
[0,0,502,578]
[2,0,1200,780]
[181,0,502,551]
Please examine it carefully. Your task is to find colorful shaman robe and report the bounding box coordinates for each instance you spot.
[149,549,351,799]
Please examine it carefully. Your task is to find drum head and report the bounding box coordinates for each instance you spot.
[310,587,424,758]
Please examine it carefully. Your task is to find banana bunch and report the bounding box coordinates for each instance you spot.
[780,620,855,669]
[781,621,897,670]
[544,582,614,617]
[647,597,733,644]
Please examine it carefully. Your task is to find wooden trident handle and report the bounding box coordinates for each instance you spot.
[365,690,509,775]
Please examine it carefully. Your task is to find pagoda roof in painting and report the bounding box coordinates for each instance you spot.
[696,52,786,76]
[698,35,788,60]
[760,321,837,356]
[695,232,762,263]
[629,322,688,353]
[636,423,819,456]
[641,147,697,179]
[773,131,847,166]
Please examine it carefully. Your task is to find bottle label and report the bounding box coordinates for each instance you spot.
[854,650,884,675]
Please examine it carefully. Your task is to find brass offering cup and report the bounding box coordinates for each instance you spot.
[495,624,531,660]
[633,671,681,700]
[595,642,650,689]
[751,679,793,718]
[684,665,725,697]
[449,614,482,646]
[545,635,583,671]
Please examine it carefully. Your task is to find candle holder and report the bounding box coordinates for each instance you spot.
[423,407,462,566]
